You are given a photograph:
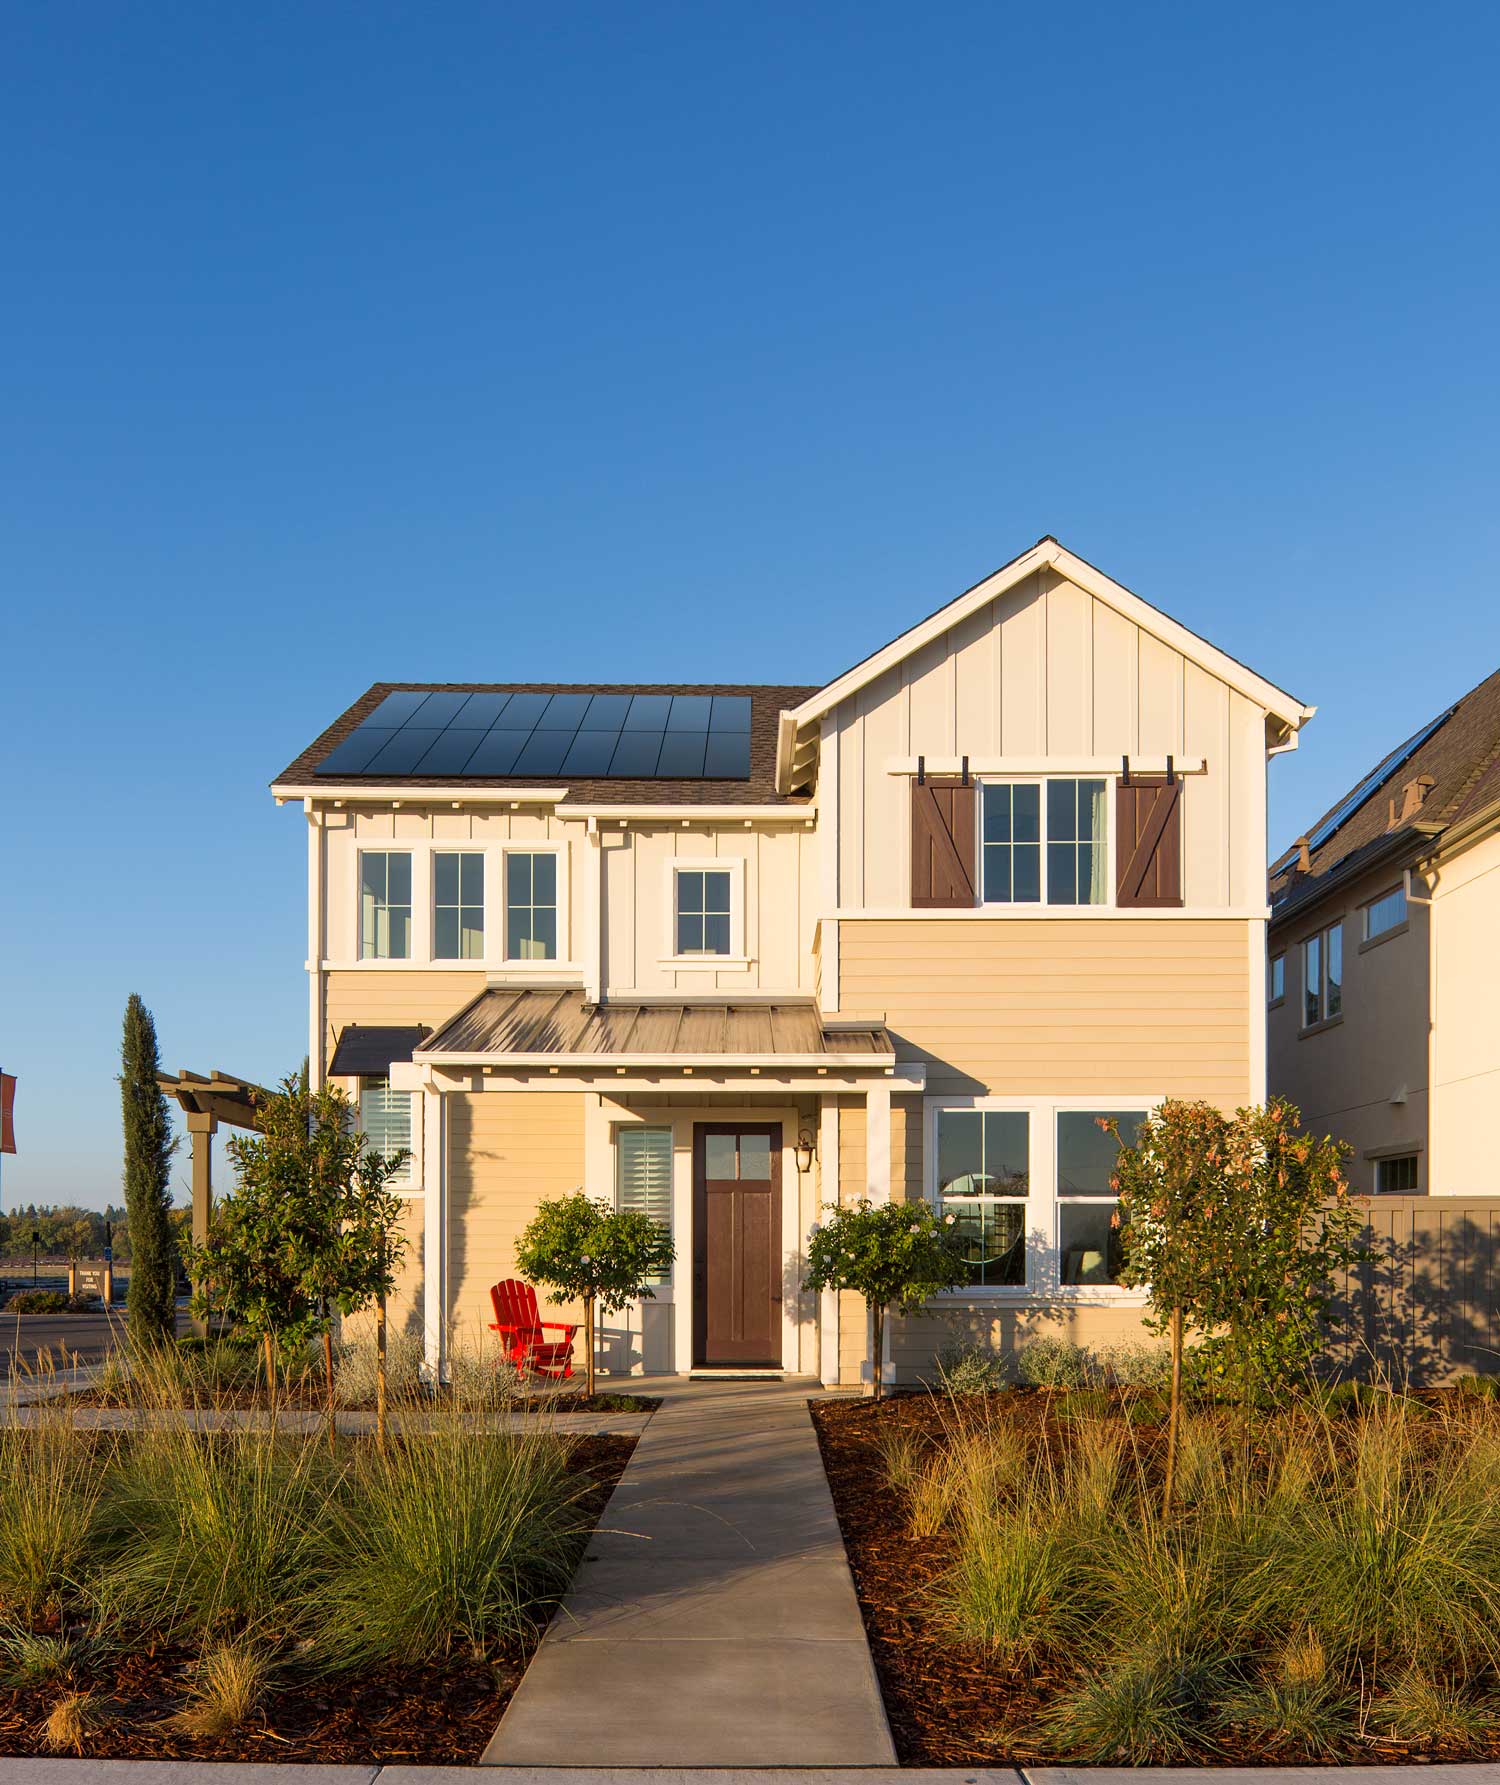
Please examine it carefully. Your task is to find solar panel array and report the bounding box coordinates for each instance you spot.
[315,690,754,780]
[1304,705,1457,853]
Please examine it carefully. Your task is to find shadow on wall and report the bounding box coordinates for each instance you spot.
[1326,1199,1500,1386]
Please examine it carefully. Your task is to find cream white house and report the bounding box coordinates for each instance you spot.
[273,537,1311,1385]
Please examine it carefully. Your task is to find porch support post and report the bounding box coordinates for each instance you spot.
[185,1111,216,1338]
[421,1083,447,1384]
[865,1082,894,1389]
[818,1098,840,1387]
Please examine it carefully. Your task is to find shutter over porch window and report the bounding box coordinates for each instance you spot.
[911,777,977,908]
[1115,776,1184,907]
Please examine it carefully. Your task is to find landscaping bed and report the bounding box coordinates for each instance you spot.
[0,1421,633,1763]
[813,1385,1500,1768]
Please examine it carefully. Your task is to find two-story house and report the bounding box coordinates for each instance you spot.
[272,537,1310,1387]
[1268,667,1500,1197]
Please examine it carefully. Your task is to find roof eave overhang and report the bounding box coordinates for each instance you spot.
[1269,827,1429,933]
[409,1049,898,1071]
[776,540,1313,793]
[272,782,568,807]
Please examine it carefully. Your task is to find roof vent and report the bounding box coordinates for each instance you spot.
[1397,775,1437,824]
[1295,835,1312,873]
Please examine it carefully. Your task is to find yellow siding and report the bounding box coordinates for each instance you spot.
[841,918,1251,1103]
[323,971,486,1075]
[446,1091,587,1351]
[891,1302,1155,1374]
[347,1195,426,1346]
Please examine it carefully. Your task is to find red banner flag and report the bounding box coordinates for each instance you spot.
[0,1074,15,1154]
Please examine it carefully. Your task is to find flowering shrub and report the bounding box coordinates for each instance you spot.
[803,1199,968,1399]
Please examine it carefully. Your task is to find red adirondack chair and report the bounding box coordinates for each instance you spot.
[488,1279,579,1380]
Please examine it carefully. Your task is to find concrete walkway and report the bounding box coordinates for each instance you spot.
[485,1377,894,1767]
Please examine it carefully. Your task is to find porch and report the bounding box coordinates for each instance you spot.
[383,988,923,1387]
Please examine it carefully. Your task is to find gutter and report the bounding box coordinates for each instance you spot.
[1268,826,1437,934]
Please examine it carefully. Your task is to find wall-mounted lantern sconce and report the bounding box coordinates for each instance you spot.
[795,1128,817,1175]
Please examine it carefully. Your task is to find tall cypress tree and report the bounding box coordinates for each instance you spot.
[120,994,177,1346]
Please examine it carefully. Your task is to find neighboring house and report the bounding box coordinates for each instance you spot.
[1268,668,1500,1197]
[272,536,1311,1386]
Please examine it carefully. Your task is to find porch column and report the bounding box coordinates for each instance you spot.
[865,1082,893,1389]
[421,1083,447,1384]
[185,1111,216,1338]
[818,1099,840,1387]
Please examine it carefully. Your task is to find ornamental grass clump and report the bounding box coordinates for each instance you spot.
[312,1422,585,1669]
[0,1417,107,1621]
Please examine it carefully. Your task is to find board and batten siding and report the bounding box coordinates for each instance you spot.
[830,568,1268,914]
[840,918,1252,1102]
[445,1090,588,1351]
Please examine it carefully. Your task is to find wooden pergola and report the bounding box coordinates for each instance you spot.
[158,1069,269,1257]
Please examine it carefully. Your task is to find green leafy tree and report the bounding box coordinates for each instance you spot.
[120,994,178,1347]
[803,1198,968,1400]
[515,1192,674,1397]
[184,1073,408,1427]
[1110,1096,1362,1507]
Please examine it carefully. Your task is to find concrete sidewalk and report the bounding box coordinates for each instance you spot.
[483,1377,895,1767]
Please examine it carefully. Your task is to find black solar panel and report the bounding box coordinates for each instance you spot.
[316,691,753,780]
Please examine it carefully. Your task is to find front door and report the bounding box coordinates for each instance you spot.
[692,1123,780,1367]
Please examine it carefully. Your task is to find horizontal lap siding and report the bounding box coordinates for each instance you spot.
[323,970,487,1075]
[446,1092,587,1354]
[346,1197,426,1348]
[840,918,1251,1103]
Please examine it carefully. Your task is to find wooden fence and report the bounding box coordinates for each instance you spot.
[1326,1195,1500,1384]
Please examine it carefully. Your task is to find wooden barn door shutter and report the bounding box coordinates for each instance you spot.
[911,777,977,908]
[1116,776,1184,907]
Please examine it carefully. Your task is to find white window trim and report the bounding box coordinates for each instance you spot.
[924,1093,1159,1304]
[976,775,1115,912]
[662,856,749,968]
[431,848,487,963]
[500,842,573,968]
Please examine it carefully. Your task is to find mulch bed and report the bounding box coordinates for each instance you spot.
[0,1432,634,1764]
[811,1391,1500,1768]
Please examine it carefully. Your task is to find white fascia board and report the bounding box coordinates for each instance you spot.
[785,537,1313,734]
[555,803,815,823]
[272,783,569,807]
[410,1048,903,1072]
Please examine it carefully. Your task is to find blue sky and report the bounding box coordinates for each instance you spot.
[3,2,1497,1209]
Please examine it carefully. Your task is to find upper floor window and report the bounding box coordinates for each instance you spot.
[505,851,558,961]
[1269,953,1285,1004]
[981,779,1107,906]
[1363,885,1408,942]
[360,852,412,960]
[1302,921,1343,1028]
[675,867,733,956]
[359,1076,413,1185]
[433,852,484,960]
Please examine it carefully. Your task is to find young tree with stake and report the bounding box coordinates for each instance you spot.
[516,1191,674,1398]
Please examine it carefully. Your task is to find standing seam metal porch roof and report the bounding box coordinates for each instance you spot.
[416,989,893,1061]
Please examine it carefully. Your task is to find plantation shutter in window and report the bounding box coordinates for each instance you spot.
[911,777,977,908]
[1115,776,1184,908]
[617,1126,673,1284]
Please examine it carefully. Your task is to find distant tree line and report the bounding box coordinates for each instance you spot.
[0,1203,190,1262]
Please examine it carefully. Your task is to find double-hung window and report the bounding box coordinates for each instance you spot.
[360,852,412,959]
[617,1126,673,1286]
[433,852,484,960]
[981,778,1107,905]
[1057,1110,1144,1286]
[1302,921,1343,1027]
[675,868,733,956]
[936,1110,1029,1287]
[506,852,559,960]
[359,1077,413,1185]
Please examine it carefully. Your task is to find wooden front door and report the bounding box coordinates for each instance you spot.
[692,1123,781,1367]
